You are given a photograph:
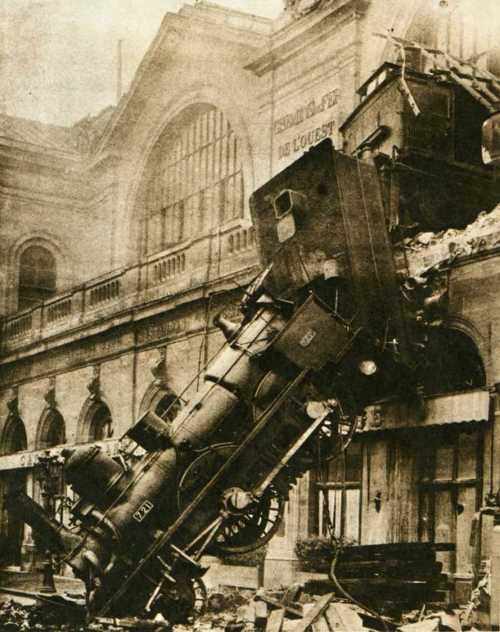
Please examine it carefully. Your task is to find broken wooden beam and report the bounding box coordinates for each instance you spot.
[289,593,336,632]
[258,594,303,619]
[266,608,285,632]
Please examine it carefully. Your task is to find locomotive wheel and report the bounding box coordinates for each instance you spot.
[154,576,207,624]
[178,445,285,555]
[213,483,285,554]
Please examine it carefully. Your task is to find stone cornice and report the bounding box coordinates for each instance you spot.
[246,0,369,77]
[93,5,271,159]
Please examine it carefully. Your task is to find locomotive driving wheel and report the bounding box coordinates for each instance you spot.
[153,576,207,624]
[177,444,285,555]
[213,483,285,554]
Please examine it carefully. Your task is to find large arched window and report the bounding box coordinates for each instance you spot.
[142,104,245,256]
[88,402,114,441]
[18,245,56,311]
[38,410,66,449]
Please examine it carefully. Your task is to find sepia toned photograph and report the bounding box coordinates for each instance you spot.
[0,1,499,630]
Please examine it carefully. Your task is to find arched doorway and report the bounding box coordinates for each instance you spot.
[0,415,28,566]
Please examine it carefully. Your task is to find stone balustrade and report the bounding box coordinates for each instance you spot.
[227,225,256,256]
[46,296,72,323]
[1,228,258,355]
[149,251,187,286]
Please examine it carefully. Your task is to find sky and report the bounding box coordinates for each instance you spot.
[0,1,284,126]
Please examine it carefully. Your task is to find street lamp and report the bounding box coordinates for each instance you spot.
[36,452,64,594]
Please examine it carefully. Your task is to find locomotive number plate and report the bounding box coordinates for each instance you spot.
[299,328,317,348]
[133,499,154,523]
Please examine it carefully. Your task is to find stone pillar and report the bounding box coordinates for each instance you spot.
[264,473,312,588]
[20,469,37,570]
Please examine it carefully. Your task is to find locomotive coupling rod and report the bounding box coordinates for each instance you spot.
[97,368,309,618]
[252,410,331,498]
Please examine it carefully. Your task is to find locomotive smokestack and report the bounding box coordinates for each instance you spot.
[6,491,81,555]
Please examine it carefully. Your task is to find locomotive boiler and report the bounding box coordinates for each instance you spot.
[14,139,422,624]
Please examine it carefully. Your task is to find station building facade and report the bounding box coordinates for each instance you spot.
[1,0,500,601]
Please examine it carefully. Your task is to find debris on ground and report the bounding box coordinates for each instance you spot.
[0,578,493,631]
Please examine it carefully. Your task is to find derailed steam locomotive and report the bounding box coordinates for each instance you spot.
[14,139,425,623]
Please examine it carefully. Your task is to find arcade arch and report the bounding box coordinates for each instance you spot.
[0,415,28,566]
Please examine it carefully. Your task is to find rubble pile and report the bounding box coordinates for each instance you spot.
[0,582,491,631]
[0,598,85,632]
[401,204,500,276]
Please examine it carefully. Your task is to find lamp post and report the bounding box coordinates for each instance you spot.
[36,452,64,594]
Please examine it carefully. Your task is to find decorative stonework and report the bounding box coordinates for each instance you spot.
[6,387,19,416]
[150,347,167,387]
[43,376,57,409]
[285,0,323,18]
[285,0,368,19]
[87,365,101,400]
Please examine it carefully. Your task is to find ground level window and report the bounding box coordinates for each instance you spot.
[418,425,483,576]
[316,440,362,542]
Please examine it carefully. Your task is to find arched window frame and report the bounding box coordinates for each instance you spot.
[0,414,27,456]
[139,384,181,423]
[8,235,72,315]
[36,408,66,450]
[77,398,114,443]
[140,104,245,257]
[18,245,57,311]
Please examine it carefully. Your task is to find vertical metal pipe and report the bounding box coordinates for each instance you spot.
[116,39,123,104]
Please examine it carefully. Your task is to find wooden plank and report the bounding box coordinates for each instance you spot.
[312,618,330,632]
[338,542,454,562]
[335,559,442,579]
[266,608,285,632]
[259,595,303,619]
[283,582,303,606]
[326,603,364,631]
[325,607,342,631]
[290,593,336,632]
